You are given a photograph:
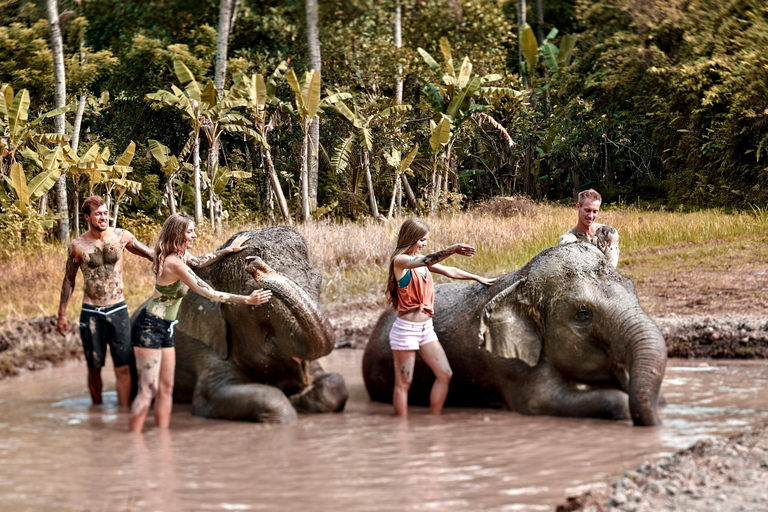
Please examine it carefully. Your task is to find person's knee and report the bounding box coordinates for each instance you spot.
[434,365,453,383]
[114,365,131,378]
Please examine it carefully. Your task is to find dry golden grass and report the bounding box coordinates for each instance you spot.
[1,201,766,321]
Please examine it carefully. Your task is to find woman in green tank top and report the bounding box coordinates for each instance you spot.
[129,212,272,433]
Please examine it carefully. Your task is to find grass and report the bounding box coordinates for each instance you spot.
[1,199,767,321]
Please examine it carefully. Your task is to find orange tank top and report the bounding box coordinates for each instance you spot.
[395,267,434,317]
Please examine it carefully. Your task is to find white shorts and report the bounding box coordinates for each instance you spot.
[389,317,438,351]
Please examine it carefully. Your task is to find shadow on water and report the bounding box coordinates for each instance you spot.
[1,353,767,511]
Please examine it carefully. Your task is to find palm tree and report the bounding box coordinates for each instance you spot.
[305,0,321,209]
[45,0,69,243]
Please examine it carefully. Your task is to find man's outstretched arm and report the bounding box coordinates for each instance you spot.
[123,231,154,261]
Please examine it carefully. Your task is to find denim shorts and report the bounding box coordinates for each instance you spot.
[131,308,177,349]
[389,317,438,351]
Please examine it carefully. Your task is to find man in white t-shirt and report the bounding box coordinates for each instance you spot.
[558,189,619,267]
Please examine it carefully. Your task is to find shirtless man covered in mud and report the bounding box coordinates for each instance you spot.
[558,188,620,267]
[57,195,153,406]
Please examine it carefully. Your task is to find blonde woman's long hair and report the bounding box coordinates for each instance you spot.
[387,217,430,310]
[153,212,193,276]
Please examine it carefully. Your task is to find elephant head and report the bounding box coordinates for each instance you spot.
[173,226,347,421]
[478,242,667,426]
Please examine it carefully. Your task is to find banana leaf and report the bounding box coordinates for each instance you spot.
[28,168,62,202]
[305,70,322,119]
[521,24,539,76]
[446,76,481,120]
[439,37,454,77]
[417,48,442,75]
[116,141,136,166]
[331,132,357,173]
[0,84,12,118]
[429,117,451,155]
[10,163,29,215]
[558,34,578,69]
[422,81,447,115]
[8,89,30,138]
[541,41,560,75]
[457,57,472,89]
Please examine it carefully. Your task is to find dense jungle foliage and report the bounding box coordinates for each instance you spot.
[1,0,767,236]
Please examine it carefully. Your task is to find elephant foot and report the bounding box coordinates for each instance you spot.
[290,373,349,414]
[192,382,299,424]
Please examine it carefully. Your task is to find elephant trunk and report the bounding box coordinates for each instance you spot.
[621,309,667,426]
[246,256,335,361]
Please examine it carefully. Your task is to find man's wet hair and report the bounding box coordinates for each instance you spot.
[82,195,106,217]
[577,189,602,205]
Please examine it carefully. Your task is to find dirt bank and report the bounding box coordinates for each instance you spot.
[557,425,768,512]
[0,316,81,379]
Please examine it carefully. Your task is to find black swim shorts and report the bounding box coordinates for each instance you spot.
[131,308,176,350]
[79,301,133,368]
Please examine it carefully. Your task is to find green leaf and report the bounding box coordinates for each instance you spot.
[255,74,268,108]
[174,60,196,86]
[200,79,217,110]
[305,70,322,118]
[439,37,454,76]
[446,76,481,120]
[558,34,578,69]
[398,144,420,174]
[331,133,357,173]
[329,101,357,125]
[429,117,451,155]
[379,105,412,117]
[361,127,373,152]
[417,47,442,74]
[545,28,559,41]
[10,163,29,214]
[285,68,304,110]
[542,41,559,75]
[422,81,447,114]
[521,24,539,76]
[116,141,136,166]
[28,168,62,202]
[8,89,30,138]
[148,139,170,165]
[0,83,13,119]
[457,57,472,89]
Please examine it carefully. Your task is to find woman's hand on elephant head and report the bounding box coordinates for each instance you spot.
[229,234,252,253]
[245,288,272,306]
[476,276,497,287]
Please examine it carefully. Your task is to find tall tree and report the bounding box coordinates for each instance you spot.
[46,0,69,243]
[306,0,321,210]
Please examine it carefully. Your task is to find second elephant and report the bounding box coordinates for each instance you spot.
[363,243,667,426]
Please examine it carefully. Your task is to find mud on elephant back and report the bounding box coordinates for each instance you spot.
[171,226,348,423]
[363,242,667,426]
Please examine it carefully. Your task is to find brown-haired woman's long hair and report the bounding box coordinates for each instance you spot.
[153,212,193,276]
[386,217,429,310]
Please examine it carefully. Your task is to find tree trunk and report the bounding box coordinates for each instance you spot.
[571,167,580,202]
[263,148,292,225]
[300,128,311,222]
[523,145,531,196]
[535,0,545,44]
[47,0,69,244]
[306,0,321,209]
[401,174,418,210]
[394,6,403,105]
[362,150,378,217]
[604,143,614,191]
[214,0,234,96]
[166,180,177,215]
[193,135,203,226]
[387,173,401,219]
[517,0,528,87]
[111,199,119,228]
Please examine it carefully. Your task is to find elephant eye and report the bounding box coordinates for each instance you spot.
[574,308,592,323]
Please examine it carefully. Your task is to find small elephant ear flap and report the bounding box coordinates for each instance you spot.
[477,278,542,367]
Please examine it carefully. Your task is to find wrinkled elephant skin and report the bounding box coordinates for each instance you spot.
[363,243,667,426]
[172,226,348,423]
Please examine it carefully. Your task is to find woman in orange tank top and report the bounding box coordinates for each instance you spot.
[386,217,496,416]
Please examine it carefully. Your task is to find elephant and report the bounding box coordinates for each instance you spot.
[171,226,348,423]
[363,242,667,426]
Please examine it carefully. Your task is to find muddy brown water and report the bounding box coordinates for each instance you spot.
[1,352,767,512]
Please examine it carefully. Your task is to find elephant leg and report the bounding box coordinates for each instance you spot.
[522,364,630,421]
[290,372,349,413]
[192,381,298,424]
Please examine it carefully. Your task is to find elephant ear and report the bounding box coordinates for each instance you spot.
[477,278,542,367]
[175,292,229,360]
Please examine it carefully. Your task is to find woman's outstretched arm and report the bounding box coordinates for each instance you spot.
[429,264,496,286]
[187,233,251,269]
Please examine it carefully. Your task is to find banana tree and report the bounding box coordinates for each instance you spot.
[416,38,518,209]
[0,85,72,175]
[282,68,350,221]
[229,67,293,225]
[94,141,139,227]
[2,157,62,227]
[202,161,251,221]
[60,141,109,236]
[383,144,419,219]
[328,99,412,218]
[146,61,207,226]
[147,139,192,216]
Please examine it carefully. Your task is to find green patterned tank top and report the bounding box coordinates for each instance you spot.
[145,280,188,321]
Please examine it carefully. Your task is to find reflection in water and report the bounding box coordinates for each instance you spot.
[1,354,767,511]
